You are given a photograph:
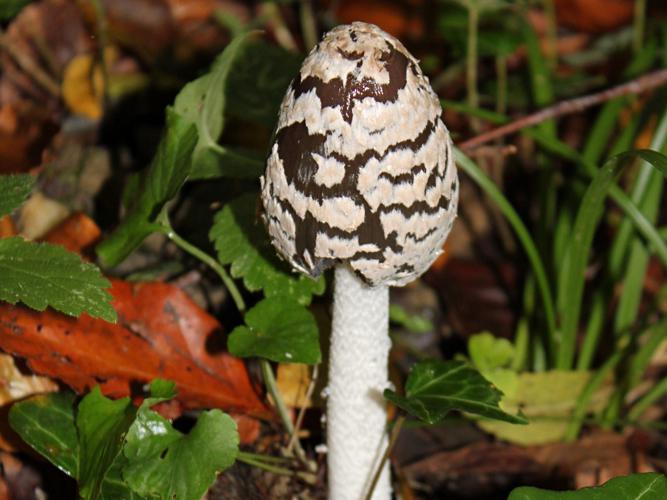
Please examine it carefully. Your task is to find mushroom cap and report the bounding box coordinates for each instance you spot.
[261,22,458,287]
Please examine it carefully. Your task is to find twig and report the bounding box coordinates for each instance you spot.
[260,360,311,469]
[459,69,667,151]
[287,364,319,473]
[363,415,405,500]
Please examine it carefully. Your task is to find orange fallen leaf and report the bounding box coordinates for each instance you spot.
[555,0,634,33]
[41,212,101,256]
[0,216,16,238]
[0,279,271,420]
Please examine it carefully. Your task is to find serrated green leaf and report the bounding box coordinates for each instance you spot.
[77,388,136,500]
[96,108,197,267]
[0,174,34,217]
[9,392,79,477]
[228,297,320,364]
[384,360,526,425]
[174,32,263,180]
[0,0,31,20]
[123,381,239,500]
[210,193,325,305]
[0,237,116,322]
[508,472,667,500]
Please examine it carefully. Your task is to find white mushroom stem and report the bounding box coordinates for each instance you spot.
[328,265,392,500]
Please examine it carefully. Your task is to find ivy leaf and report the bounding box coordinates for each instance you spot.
[209,193,324,305]
[122,380,239,500]
[96,108,197,267]
[9,392,79,476]
[0,174,34,217]
[384,360,526,425]
[77,388,136,500]
[174,32,263,180]
[508,472,667,499]
[228,297,321,364]
[0,237,116,322]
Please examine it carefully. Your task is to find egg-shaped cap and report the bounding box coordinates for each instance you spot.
[261,22,458,287]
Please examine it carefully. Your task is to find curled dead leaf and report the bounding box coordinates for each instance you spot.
[0,279,271,420]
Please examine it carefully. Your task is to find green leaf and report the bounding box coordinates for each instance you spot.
[0,237,116,322]
[557,150,667,369]
[508,472,667,500]
[189,144,264,180]
[389,304,434,334]
[228,297,321,364]
[174,32,262,180]
[96,108,197,267]
[384,360,526,425]
[479,370,611,445]
[468,331,515,372]
[0,174,34,217]
[123,380,239,500]
[0,0,31,20]
[210,193,325,305]
[9,391,145,499]
[224,39,303,130]
[9,392,79,477]
[77,388,136,500]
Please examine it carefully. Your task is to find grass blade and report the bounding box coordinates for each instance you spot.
[455,148,557,354]
[558,150,667,369]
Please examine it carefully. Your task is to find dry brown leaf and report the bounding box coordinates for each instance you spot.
[555,0,634,33]
[0,354,57,407]
[41,212,101,256]
[276,363,313,409]
[16,191,69,240]
[0,279,271,421]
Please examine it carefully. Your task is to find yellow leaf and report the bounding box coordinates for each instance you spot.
[276,363,315,409]
[62,52,104,120]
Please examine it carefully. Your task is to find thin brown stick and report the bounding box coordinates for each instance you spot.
[363,415,406,500]
[286,364,319,473]
[459,68,667,151]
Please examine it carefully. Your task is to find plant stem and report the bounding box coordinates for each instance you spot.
[165,229,246,313]
[261,360,311,468]
[633,0,646,54]
[237,452,317,484]
[466,3,480,131]
[459,69,667,151]
[364,416,405,500]
[90,0,110,108]
[495,54,507,117]
[543,0,558,69]
[287,365,319,457]
[628,376,667,422]
[166,226,310,466]
[299,0,318,52]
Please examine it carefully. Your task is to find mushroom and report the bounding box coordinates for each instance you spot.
[260,22,458,499]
